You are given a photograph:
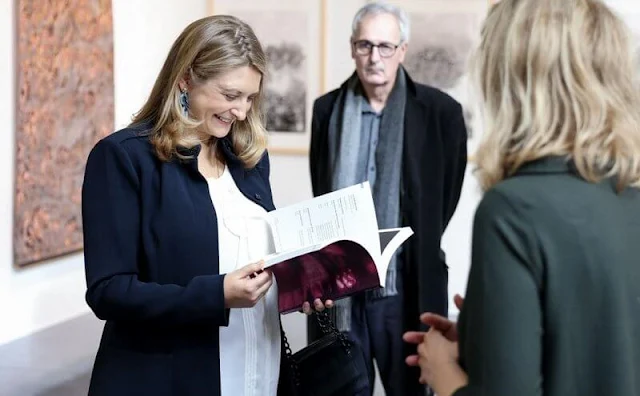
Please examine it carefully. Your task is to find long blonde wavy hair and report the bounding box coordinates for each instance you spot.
[472,0,640,191]
[132,15,268,168]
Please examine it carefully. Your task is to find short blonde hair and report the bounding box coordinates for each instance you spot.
[472,0,640,191]
[132,15,268,168]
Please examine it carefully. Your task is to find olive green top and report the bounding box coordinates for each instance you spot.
[454,156,640,396]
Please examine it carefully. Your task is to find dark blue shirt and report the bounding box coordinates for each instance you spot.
[358,95,382,188]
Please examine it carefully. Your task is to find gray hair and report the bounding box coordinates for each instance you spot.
[351,2,410,43]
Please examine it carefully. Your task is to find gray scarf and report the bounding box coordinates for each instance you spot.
[327,68,406,331]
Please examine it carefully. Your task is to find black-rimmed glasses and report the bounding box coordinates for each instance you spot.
[353,40,400,58]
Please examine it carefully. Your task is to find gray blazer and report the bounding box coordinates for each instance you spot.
[454,156,640,396]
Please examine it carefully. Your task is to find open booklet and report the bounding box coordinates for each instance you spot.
[260,182,414,314]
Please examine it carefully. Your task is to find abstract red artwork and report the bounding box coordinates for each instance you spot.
[15,0,114,266]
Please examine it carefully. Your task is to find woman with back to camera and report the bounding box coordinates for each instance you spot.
[81,14,326,396]
[404,0,640,395]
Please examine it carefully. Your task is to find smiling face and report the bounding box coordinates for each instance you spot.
[351,12,407,88]
[180,65,262,139]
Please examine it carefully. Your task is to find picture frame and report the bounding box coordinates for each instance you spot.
[209,0,326,156]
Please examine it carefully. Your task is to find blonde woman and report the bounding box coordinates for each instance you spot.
[81,15,316,396]
[404,0,640,395]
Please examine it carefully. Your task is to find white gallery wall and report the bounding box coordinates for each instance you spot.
[0,0,490,346]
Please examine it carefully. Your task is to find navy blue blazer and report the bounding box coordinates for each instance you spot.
[81,122,290,396]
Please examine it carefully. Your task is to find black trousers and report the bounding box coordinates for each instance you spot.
[347,282,427,396]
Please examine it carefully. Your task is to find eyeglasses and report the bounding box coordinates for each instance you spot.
[353,40,400,58]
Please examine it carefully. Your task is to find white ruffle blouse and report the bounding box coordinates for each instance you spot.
[207,165,280,396]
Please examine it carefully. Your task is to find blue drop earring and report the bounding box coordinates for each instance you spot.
[179,88,189,116]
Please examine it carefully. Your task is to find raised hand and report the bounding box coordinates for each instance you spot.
[421,294,464,341]
[403,294,464,367]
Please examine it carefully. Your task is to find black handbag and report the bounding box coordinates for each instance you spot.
[281,311,369,396]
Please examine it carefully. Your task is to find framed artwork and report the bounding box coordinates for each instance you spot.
[370,0,488,156]
[15,0,114,266]
[210,0,325,155]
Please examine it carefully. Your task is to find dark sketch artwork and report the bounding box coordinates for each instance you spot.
[403,12,479,138]
[234,11,308,133]
[264,42,306,132]
[15,0,114,266]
